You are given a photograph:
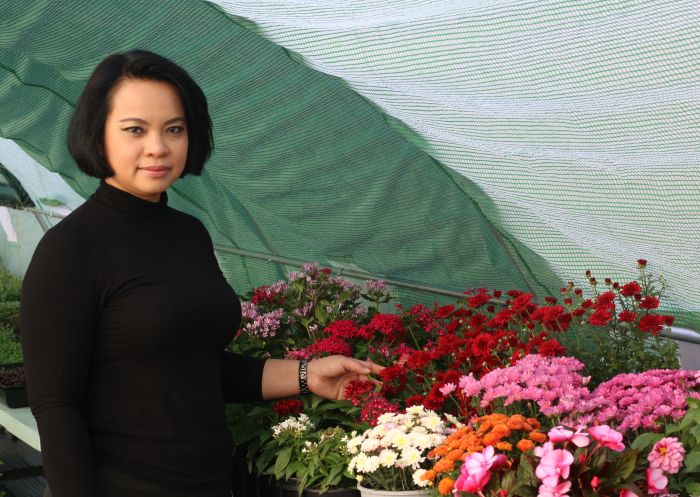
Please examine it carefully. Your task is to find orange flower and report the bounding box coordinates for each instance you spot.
[477,420,492,434]
[527,418,541,429]
[421,470,436,482]
[427,449,437,459]
[482,433,500,446]
[434,445,450,457]
[516,439,535,452]
[445,449,464,461]
[438,478,455,495]
[507,419,524,430]
[433,458,455,473]
[528,431,548,443]
[491,423,511,438]
[495,441,512,451]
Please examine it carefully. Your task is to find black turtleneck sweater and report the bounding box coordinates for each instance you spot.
[19,179,267,497]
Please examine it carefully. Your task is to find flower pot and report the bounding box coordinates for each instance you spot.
[357,484,429,497]
[0,362,27,408]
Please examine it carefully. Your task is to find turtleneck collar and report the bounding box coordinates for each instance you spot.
[94,178,169,218]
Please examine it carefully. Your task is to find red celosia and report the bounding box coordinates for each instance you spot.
[273,399,303,417]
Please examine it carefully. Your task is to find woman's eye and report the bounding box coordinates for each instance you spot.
[168,126,185,134]
[123,127,143,134]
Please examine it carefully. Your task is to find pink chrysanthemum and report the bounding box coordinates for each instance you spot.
[648,437,685,474]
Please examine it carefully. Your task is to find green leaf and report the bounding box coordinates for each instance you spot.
[692,425,700,443]
[685,450,700,472]
[687,397,700,409]
[609,450,638,480]
[274,447,293,478]
[684,481,700,497]
[631,432,664,450]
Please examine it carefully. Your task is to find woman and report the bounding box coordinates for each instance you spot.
[19,49,382,497]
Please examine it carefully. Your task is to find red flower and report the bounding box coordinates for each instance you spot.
[471,334,492,356]
[589,308,612,326]
[468,294,490,308]
[618,310,637,322]
[581,299,593,309]
[323,320,360,339]
[406,350,434,370]
[538,339,566,356]
[360,314,406,341]
[361,393,398,426]
[307,337,352,357]
[343,380,375,406]
[544,296,557,304]
[435,304,455,319]
[405,394,424,407]
[595,291,616,309]
[637,259,647,267]
[273,399,303,417]
[572,308,586,316]
[638,314,665,334]
[640,296,660,310]
[620,281,642,297]
[663,315,675,326]
[493,290,502,299]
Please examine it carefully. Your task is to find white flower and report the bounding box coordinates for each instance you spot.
[444,412,465,428]
[378,449,398,468]
[400,447,423,468]
[352,453,368,473]
[412,469,431,488]
[361,438,380,453]
[420,414,443,432]
[406,405,425,415]
[391,431,409,450]
[364,455,380,473]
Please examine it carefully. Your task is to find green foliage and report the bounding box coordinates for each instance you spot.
[557,262,679,387]
[0,266,22,303]
[258,415,356,494]
[0,301,20,332]
[0,322,22,364]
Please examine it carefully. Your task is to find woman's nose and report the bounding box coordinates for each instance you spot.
[145,132,168,157]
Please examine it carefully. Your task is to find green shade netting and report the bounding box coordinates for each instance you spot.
[0,0,557,311]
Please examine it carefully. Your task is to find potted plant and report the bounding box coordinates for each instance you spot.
[0,322,27,408]
[346,406,447,496]
[259,412,359,496]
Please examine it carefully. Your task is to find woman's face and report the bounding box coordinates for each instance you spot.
[102,78,188,202]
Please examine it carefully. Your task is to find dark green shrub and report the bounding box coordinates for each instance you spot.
[0,323,22,364]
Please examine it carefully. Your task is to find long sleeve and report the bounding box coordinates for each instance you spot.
[221,351,266,403]
[19,227,99,497]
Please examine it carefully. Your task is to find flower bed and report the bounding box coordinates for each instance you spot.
[227,261,698,496]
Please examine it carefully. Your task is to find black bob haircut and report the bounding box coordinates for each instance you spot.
[67,49,213,179]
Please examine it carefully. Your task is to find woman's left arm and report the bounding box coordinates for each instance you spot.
[261,356,383,401]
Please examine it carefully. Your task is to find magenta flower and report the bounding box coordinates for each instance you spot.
[534,441,554,459]
[646,467,668,494]
[535,449,574,487]
[588,425,625,451]
[619,491,639,497]
[648,437,685,474]
[548,426,590,447]
[453,468,491,493]
[537,480,572,497]
[463,446,504,475]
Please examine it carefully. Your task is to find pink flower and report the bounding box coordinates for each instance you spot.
[648,437,685,474]
[588,425,625,451]
[535,449,574,487]
[537,480,572,497]
[439,382,457,396]
[464,446,503,475]
[548,426,590,447]
[458,373,482,397]
[620,491,639,497]
[646,467,668,494]
[453,468,491,493]
[534,441,554,459]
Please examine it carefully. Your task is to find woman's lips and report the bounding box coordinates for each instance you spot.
[140,167,170,178]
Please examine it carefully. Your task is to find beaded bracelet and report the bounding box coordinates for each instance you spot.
[298,359,310,395]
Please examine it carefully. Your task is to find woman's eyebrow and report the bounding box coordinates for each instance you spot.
[118,116,186,124]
